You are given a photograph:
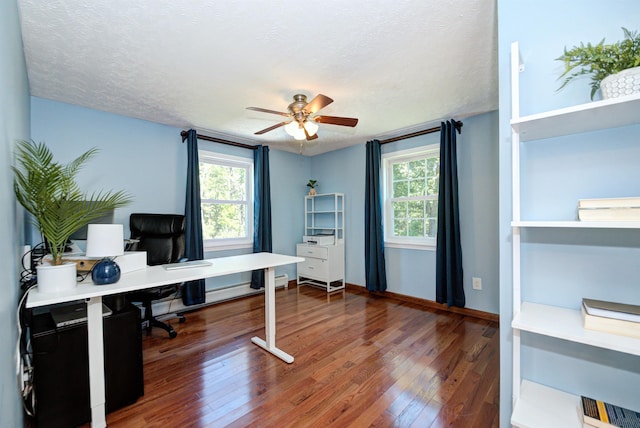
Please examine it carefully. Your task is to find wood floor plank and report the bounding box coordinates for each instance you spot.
[81,285,499,427]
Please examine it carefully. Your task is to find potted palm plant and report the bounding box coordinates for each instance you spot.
[557,27,640,100]
[13,140,131,292]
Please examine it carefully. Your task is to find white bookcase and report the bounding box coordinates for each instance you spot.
[509,42,640,427]
[297,193,345,292]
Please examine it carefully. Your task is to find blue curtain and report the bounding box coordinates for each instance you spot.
[183,129,206,305]
[435,120,464,307]
[364,139,387,292]
[251,145,272,289]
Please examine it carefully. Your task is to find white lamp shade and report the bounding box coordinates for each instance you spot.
[85,224,125,257]
[304,120,318,136]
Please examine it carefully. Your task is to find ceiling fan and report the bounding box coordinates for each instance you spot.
[247,94,358,141]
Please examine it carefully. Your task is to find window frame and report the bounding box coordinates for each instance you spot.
[198,150,254,251]
[382,144,440,250]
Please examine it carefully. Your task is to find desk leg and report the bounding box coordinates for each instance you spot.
[87,296,107,428]
[251,266,294,363]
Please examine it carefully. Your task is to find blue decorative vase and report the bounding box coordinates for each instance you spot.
[92,258,121,285]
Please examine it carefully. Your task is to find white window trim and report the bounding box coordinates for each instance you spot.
[199,150,254,252]
[382,144,439,250]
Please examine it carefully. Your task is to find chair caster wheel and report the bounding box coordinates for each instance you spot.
[169,330,177,339]
[178,317,186,323]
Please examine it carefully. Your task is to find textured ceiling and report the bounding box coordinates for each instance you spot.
[17,0,498,156]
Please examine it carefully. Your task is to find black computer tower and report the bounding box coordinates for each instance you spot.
[30,302,144,428]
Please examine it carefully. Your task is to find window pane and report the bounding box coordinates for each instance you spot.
[425,218,437,238]
[200,163,246,200]
[393,163,408,180]
[409,179,426,197]
[201,203,246,239]
[393,201,407,218]
[408,160,425,178]
[394,218,407,236]
[408,219,424,237]
[427,177,439,195]
[408,200,424,218]
[426,200,438,218]
[426,157,439,176]
[393,180,408,198]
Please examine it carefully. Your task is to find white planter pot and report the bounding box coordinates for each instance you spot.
[36,262,78,293]
[600,66,640,99]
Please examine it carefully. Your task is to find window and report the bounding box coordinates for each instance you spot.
[199,150,253,250]
[382,144,439,249]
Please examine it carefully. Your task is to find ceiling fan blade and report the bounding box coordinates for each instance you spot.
[304,94,333,114]
[254,121,289,135]
[313,115,359,127]
[247,107,290,117]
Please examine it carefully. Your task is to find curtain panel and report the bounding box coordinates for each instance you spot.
[435,120,464,308]
[251,145,272,289]
[183,129,206,305]
[364,139,388,292]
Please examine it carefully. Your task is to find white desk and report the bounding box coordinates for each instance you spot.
[26,252,303,428]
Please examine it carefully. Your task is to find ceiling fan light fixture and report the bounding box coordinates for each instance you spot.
[284,120,299,136]
[303,120,318,136]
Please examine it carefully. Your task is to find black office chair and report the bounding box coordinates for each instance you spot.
[126,213,187,338]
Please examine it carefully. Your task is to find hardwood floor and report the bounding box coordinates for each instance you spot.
[97,285,499,427]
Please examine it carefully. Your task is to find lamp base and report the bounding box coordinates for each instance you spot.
[92,258,121,285]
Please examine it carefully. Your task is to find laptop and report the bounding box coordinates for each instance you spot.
[50,302,112,328]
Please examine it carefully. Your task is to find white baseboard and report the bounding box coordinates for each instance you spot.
[148,274,289,318]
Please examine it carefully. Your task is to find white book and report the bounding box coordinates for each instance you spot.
[578,207,640,221]
[578,196,640,209]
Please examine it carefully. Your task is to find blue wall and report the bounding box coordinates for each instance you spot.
[498,1,640,425]
[310,112,499,314]
[31,97,307,287]
[0,0,31,425]
[31,97,500,313]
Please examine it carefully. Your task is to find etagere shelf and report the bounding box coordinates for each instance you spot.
[509,42,640,428]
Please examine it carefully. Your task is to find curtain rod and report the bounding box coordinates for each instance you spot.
[379,120,463,145]
[181,130,257,150]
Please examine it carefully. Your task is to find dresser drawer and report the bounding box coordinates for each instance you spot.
[297,257,329,278]
[296,244,328,260]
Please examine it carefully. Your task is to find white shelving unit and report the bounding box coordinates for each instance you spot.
[509,42,640,428]
[297,193,345,292]
[303,192,344,243]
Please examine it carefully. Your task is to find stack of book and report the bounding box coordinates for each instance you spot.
[582,298,640,339]
[578,197,640,221]
[581,395,640,427]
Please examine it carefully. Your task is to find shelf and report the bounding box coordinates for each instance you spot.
[511,92,640,142]
[512,302,640,356]
[512,220,640,229]
[511,380,581,428]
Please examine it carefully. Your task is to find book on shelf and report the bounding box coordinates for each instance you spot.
[581,299,640,339]
[578,197,640,209]
[581,395,640,428]
[582,298,640,322]
[578,207,640,221]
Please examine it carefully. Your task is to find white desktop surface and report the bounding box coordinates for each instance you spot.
[26,252,302,308]
[26,252,303,428]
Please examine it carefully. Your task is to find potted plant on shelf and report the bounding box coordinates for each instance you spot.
[557,27,640,100]
[307,179,317,196]
[12,140,131,293]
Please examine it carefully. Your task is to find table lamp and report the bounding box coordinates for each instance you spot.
[86,224,124,285]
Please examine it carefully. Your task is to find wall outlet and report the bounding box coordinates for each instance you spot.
[472,277,482,290]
